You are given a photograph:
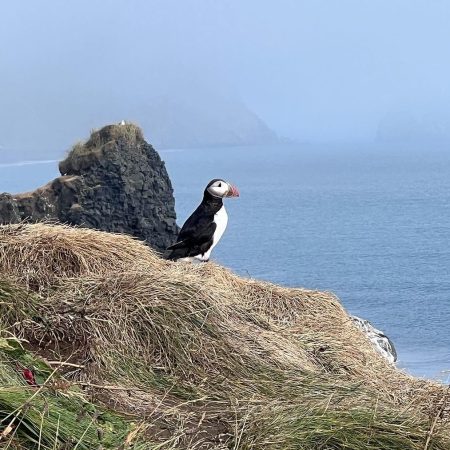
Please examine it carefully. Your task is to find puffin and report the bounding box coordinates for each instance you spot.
[167,179,239,262]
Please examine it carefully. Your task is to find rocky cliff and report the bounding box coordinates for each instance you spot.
[0,123,178,251]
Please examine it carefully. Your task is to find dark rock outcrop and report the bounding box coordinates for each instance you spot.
[0,124,178,252]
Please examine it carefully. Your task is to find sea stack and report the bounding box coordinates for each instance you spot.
[0,123,179,252]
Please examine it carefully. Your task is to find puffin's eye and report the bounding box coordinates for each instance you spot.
[218,183,222,187]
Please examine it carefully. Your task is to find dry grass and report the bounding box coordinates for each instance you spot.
[0,223,449,449]
[60,123,144,175]
[0,223,160,289]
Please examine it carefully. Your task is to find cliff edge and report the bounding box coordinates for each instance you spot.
[0,123,178,251]
[0,223,448,449]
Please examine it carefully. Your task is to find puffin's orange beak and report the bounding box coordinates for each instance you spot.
[226,184,240,198]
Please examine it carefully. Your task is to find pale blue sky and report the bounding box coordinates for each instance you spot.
[1,0,450,152]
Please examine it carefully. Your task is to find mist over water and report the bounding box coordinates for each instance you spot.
[2,1,450,155]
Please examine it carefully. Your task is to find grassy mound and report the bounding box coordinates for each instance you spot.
[0,223,449,449]
[59,123,144,176]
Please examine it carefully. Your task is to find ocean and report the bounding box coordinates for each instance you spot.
[1,142,449,381]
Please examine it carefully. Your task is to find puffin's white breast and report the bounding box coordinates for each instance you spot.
[195,205,228,261]
[211,205,228,250]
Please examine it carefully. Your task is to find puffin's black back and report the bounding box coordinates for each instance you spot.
[166,190,223,260]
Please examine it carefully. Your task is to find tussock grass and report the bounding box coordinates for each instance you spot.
[0,223,159,289]
[60,123,144,175]
[0,223,449,449]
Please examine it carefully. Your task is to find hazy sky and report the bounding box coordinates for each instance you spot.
[2,0,450,153]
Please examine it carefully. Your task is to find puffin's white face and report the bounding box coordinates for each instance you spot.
[206,179,240,198]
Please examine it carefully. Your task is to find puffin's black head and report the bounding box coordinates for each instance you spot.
[205,179,240,199]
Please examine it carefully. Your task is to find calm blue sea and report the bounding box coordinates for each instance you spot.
[1,142,450,381]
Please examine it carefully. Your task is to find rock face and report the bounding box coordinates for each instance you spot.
[351,315,397,364]
[0,124,179,252]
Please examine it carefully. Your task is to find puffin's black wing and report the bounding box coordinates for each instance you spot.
[167,208,217,260]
